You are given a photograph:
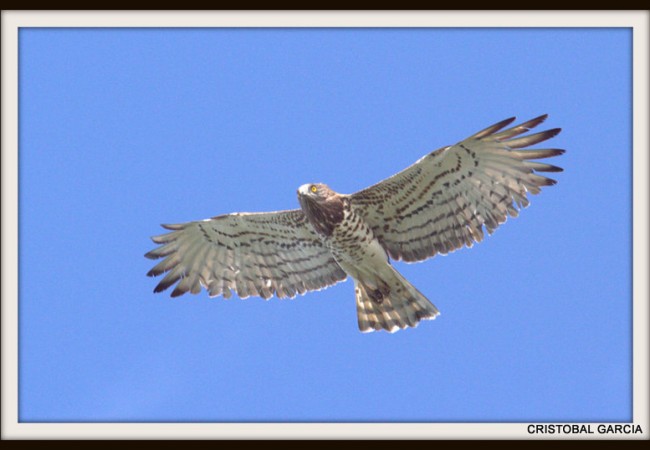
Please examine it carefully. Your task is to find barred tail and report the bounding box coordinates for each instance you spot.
[354,267,440,333]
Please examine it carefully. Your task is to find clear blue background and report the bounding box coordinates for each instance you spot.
[18,28,631,422]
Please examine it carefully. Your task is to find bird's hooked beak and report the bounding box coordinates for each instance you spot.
[297,184,316,213]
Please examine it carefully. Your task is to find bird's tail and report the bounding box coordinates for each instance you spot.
[354,266,440,333]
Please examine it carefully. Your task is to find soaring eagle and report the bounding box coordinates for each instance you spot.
[146,115,564,333]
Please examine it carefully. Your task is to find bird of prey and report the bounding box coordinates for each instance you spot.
[145,115,564,333]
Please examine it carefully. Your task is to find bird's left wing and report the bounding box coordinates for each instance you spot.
[145,209,347,299]
[349,115,564,262]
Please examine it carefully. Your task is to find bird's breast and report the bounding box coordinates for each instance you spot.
[323,206,389,279]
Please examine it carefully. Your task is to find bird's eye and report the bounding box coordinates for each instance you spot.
[310,185,318,193]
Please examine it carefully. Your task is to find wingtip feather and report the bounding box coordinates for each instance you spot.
[527,113,549,126]
[153,284,166,294]
[469,116,517,139]
[162,223,185,231]
[171,286,186,297]
[506,128,562,149]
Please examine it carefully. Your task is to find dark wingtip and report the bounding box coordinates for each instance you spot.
[522,114,549,129]
[153,279,174,293]
[497,117,517,130]
[542,149,566,157]
[538,164,564,173]
[469,116,517,139]
[161,223,184,231]
[171,287,185,298]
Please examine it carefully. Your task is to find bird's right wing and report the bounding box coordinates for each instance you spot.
[145,209,347,299]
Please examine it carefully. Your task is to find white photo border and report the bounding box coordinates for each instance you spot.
[1,10,647,440]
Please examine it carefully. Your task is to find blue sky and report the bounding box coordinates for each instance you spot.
[18,27,631,423]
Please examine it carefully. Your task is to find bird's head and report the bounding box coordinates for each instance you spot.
[297,183,333,201]
[297,183,344,236]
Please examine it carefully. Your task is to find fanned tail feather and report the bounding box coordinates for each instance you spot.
[354,267,440,333]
